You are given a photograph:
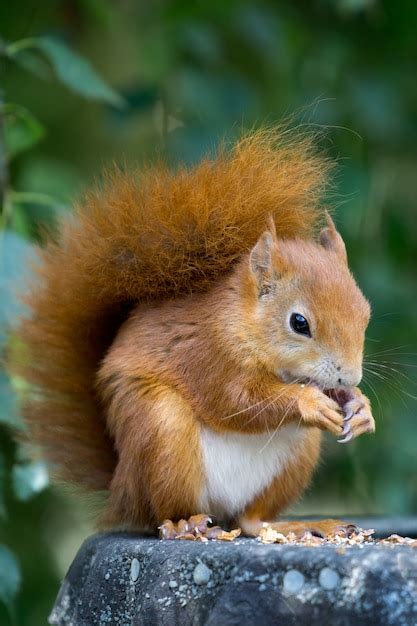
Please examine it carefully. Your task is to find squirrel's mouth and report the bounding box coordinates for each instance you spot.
[324,387,354,410]
[279,371,355,410]
[298,377,355,410]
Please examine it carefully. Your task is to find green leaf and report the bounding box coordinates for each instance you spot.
[0,231,33,430]
[0,545,21,615]
[0,454,6,520]
[35,37,125,108]
[12,461,49,501]
[3,105,45,159]
[0,371,19,428]
[6,200,33,239]
[6,36,124,107]
[15,156,79,204]
[9,48,52,80]
[337,0,374,13]
[0,230,35,348]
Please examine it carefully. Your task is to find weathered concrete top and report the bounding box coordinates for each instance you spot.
[50,532,417,626]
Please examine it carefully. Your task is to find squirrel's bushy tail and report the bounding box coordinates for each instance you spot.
[13,127,332,490]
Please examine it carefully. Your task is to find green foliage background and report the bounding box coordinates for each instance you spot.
[0,1,416,623]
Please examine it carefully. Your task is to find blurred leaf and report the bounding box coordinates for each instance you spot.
[11,191,64,209]
[0,230,36,347]
[15,156,80,204]
[10,49,52,80]
[0,544,21,615]
[0,372,19,428]
[12,461,49,502]
[3,105,44,159]
[36,37,125,108]
[0,453,6,519]
[337,0,375,14]
[7,201,33,239]
[6,36,125,107]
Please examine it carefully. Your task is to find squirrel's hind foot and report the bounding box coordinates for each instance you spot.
[240,517,362,540]
[159,514,241,541]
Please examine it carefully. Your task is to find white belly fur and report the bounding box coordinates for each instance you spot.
[198,424,307,518]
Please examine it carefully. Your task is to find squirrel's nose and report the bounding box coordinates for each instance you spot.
[337,368,362,388]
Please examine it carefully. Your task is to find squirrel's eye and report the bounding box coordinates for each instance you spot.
[290,313,311,337]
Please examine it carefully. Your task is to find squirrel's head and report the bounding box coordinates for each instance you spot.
[241,214,371,391]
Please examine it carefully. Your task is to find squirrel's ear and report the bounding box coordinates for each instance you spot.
[250,222,278,294]
[250,231,274,275]
[319,212,347,264]
[265,214,277,240]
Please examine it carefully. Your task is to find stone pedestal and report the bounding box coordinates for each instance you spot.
[49,532,417,626]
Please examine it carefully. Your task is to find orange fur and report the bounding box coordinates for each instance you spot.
[12,127,329,490]
[96,236,370,528]
[11,126,374,530]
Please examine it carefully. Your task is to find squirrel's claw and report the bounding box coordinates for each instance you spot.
[159,514,241,541]
[338,415,375,444]
[341,422,351,436]
[337,429,353,444]
[337,391,375,444]
[337,420,353,441]
[343,409,354,422]
[187,514,213,533]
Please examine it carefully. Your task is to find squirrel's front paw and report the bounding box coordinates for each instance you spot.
[338,389,375,444]
[298,386,344,436]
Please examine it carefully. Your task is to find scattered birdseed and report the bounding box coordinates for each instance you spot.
[158,514,417,547]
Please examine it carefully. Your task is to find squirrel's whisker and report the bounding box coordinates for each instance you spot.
[258,398,299,454]
[240,376,305,428]
[363,367,411,408]
[364,361,416,386]
[363,365,409,389]
[366,344,417,358]
[379,361,417,368]
[242,381,302,430]
[258,364,325,453]
[361,375,385,419]
[220,394,277,421]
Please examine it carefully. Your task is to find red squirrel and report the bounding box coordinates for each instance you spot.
[13,129,375,536]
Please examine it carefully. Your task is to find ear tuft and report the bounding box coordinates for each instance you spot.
[319,212,347,263]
